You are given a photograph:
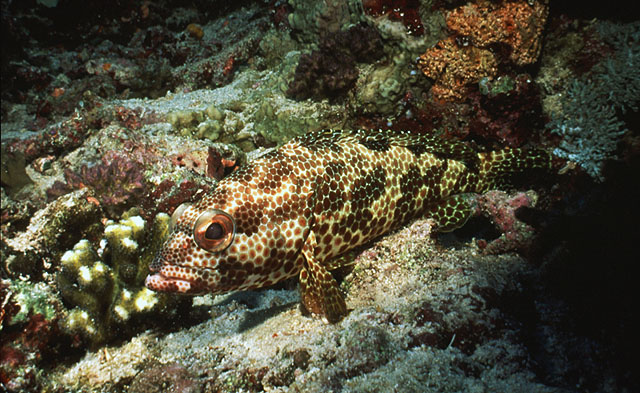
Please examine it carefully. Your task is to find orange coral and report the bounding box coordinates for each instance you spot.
[446,0,548,65]
[418,0,548,102]
[419,37,498,102]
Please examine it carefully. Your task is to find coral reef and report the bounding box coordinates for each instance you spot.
[1,0,638,391]
[287,24,384,100]
[0,149,32,196]
[419,36,499,101]
[418,0,549,101]
[1,1,270,134]
[469,74,544,147]
[472,190,540,254]
[37,123,244,224]
[0,280,62,391]
[56,211,186,347]
[446,0,548,66]
[44,215,574,393]
[166,103,256,148]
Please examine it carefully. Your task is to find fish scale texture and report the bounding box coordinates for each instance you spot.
[146,129,550,322]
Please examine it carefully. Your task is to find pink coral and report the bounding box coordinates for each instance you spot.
[472,190,538,254]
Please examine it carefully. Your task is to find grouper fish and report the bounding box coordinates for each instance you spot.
[145,129,549,322]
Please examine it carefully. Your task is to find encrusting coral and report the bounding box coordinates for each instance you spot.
[56,210,184,346]
[287,0,365,43]
[445,0,548,66]
[418,0,549,101]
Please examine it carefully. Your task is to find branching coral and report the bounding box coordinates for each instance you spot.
[548,21,640,180]
[56,211,184,347]
[287,24,384,100]
[418,0,548,101]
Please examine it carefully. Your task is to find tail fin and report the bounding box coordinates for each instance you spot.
[476,148,551,192]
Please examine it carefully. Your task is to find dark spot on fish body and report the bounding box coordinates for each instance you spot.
[284,260,295,274]
[299,129,344,153]
[359,137,390,152]
[395,165,422,220]
[349,166,387,214]
[325,161,346,177]
[405,142,430,157]
[404,138,480,171]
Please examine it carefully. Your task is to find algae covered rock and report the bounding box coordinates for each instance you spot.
[3,189,102,279]
[287,0,365,43]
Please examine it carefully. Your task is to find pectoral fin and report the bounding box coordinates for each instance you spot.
[299,230,348,323]
[428,195,473,232]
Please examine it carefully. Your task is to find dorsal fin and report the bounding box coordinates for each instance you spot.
[296,129,480,169]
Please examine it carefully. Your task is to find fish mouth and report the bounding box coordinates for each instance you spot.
[146,254,208,294]
[145,270,207,295]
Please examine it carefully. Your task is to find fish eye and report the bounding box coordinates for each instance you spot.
[205,223,223,239]
[193,209,235,253]
[169,203,192,232]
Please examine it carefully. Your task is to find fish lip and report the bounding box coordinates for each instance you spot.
[144,272,206,294]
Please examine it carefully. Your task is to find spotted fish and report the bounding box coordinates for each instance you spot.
[145,129,549,322]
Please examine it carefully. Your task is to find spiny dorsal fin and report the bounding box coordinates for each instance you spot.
[297,129,480,169]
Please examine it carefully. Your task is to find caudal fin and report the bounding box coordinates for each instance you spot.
[476,148,551,192]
